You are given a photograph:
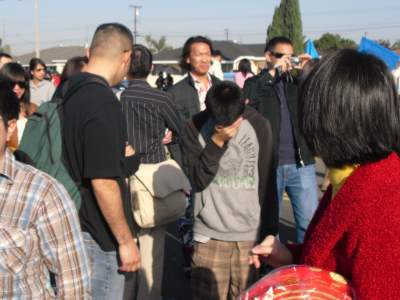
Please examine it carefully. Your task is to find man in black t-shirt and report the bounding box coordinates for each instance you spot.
[62,23,139,300]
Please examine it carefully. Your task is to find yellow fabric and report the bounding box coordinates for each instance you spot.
[328,165,358,197]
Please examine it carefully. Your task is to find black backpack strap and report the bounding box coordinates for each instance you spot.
[62,76,109,106]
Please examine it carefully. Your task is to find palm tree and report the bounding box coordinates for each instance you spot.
[145,36,173,53]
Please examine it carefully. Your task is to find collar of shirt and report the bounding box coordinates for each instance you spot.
[0,149,15,184]
[128,78,151,88]
[189,73,212,111]
[30,80,48,90]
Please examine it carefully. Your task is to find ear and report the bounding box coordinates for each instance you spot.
[6,119,17,142]
[186,56,191,65]
[85,48,91,59]
[122,50,132,65]
[264,51,272,63]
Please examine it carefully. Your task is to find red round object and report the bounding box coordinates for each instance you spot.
[241,265,354,300]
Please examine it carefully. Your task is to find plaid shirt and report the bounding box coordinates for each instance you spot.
[0,150,91,299]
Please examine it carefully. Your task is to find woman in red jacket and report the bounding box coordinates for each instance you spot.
[250,49,400,299]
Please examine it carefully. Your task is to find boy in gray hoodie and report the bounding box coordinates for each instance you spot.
[182,81,277,299]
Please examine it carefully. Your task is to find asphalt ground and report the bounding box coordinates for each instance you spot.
[161,158,327,300]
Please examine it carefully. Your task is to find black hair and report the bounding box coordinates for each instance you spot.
[264,36,293,53]
[0,83,20,126]
[212,50,222,57]
[299,49,400,168]
[238,58,253,76]
[60,56,88,83]
[0,52,12,60]
[128,44,153,79]
[29,57,46,72]
[0,62,30,106]
[298,58,320,85]
[180,36,213,71]
[205,81,245,126]
[90,23,133,57]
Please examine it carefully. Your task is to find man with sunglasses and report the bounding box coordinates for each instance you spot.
[250,36,318,244]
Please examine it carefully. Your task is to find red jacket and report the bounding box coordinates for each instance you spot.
[289,153,400,299]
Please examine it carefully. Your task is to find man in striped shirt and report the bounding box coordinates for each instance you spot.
[120,44,181,300]
[0,86,90,298]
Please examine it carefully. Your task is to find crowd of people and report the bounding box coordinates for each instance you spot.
[0,21,400,300]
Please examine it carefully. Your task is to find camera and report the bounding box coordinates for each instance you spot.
[290,57,301,66]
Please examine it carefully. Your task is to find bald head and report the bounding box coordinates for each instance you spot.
[90,23,133,60]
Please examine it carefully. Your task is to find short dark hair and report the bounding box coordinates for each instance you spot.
[60,56,88,83]
[264,36,293,53]
[0,53,12,60]
[238,58,252,76]
[29,57,46,72]
[180,36,213,71]
[299,49,400,168]
[206,81,245,126]
[90,23,133,58]
[0,84,20,126]
[0,62,30,105]
[212,50,222,57]
[128,44,153,79]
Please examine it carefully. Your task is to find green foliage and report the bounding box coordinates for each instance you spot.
[145,36,173,54]
[0,38,11,54]
[314,33,357,52]
[376,39,391,48]
[267,0,304,54]
[391,40,400,50]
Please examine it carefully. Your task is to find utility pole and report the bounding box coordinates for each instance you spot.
[224,28,229,41]
[129,5,141,44]
[34,0,40,57]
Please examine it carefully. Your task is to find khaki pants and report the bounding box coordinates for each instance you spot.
[191,240,256,300]
[136,225,167,300]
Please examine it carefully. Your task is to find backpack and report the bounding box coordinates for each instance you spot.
[19,77,108,209]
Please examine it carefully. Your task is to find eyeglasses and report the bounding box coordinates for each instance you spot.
[270,51,292,59]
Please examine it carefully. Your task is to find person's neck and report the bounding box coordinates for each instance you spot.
[32,78,42,86]
[191,72,209,86]
[267,65,276,78]
[85,59,118,86]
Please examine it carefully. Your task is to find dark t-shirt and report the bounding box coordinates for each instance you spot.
[275,80,296,165]
[63,72,134,252]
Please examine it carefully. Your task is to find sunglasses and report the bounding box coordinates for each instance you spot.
[34,68,45,72]
[270,51,291,59]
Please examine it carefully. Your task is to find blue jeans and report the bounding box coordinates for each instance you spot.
[83,232,125,300]
[276,164,318,243]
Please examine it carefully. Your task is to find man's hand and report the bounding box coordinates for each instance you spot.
[273,56,292,74]
[249,235,293,269]
[162,129,173,145]
[211,117,243,148]
[296,53,312,70]
[119,238,141,272]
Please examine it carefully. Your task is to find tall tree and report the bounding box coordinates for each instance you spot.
[267,7,283,39]
[145,36,173,54]
[0,38,11,54]
[267,0,304,54]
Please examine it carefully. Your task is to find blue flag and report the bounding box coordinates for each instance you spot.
[358,37,400,70]
[305,39,319,59]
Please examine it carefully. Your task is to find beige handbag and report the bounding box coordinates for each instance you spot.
[129,159,191,228]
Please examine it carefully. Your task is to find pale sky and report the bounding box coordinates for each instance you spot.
[0,0,399,55]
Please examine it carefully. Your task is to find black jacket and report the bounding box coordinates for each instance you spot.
[248,71,315,166]
[169,74,220,124]
[168,74,220,167]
